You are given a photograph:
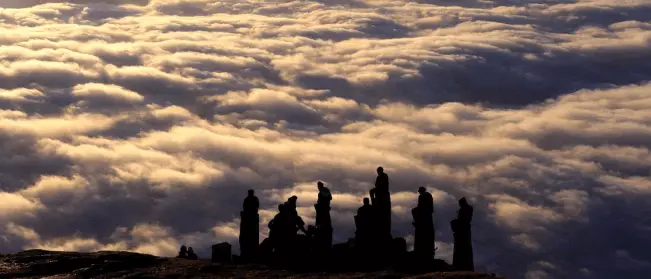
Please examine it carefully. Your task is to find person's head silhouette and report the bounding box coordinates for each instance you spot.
[317,181,324,190]
[363,198,370,205]
[377,166,384,174]
[459,197,468,206]
[248,189,254,196]
[278,204,285,212]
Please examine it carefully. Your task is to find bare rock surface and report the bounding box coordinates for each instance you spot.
[0,250,504,279]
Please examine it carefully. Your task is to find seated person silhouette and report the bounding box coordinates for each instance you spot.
[357,198,373,220]
[268,204,287,243]
[187,247,198,260]
[355,198,374,247]
[177,245,188,259]
[285,195,299,216]
[369,167,389,204]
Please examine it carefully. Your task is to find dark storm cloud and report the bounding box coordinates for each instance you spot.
[0,132,74,192]
[1,1,651,279]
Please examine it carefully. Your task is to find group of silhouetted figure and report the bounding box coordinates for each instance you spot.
[171,166,474,272]
[233,166,475,272]
[176,245,198,260]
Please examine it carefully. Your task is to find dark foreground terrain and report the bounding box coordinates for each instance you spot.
[0,250,503,279]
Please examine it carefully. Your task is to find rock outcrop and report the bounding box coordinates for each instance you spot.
[0,250,504,279]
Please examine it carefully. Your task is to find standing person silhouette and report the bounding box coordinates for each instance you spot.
[317,181,332,208]
[240,189,260,262]
[412,187,434,224]
[243,189,259,213]
[369,166,392,245]
[452,197,474,271]
[315,181,332,228]
[412,187,435,259]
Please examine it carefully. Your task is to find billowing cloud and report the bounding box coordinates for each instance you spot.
[1,1,650,279]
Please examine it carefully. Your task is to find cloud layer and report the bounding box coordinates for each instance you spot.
[1,1,651,279]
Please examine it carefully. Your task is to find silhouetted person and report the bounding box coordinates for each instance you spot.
[187,247,198,260]
[268,204,287,246]
[268,203,290,262]
[354,198,374,252]
[243,189,259,213]
[357,198,373,219]
[177,245,188,259]
[458,198,473,225]
[269,202,307,263]
[412,187,434,226]
[285,196,306,233]
[315,181,332,228]
[317,181,332,208]
[314,181,333,252]
[418,187,434,214]
[412,187,435,260]
[240,189,260,262]
[292,208,307,236]
[451,197,474,271]
[370,167,389,203]
[369,166,392,243]
[285,195,298,216]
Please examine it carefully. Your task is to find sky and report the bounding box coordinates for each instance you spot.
[0,0,650,278]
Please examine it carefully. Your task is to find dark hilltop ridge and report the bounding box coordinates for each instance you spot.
[0,167,504,278]
[0,250,502,279]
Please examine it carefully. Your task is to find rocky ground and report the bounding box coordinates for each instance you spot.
[0,250,504,279]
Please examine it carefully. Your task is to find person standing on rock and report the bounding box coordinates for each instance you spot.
[240,189,260,262]
[369,166,392,242]
[451,197,474,271]
[314,181,334,253]
[315,181,332,228]
[317,181,332,208]
[412,187,434,224]
[412,187,435,260]
[243,189,259,213]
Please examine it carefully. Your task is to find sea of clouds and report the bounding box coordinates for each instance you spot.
[1,1,650,278]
